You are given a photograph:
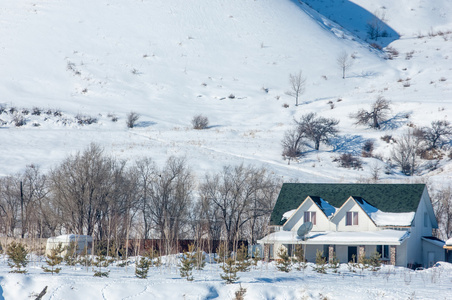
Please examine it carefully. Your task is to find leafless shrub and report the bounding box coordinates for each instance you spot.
[9,107,17,114]
[439,77,447,82]
[281,129,304,162]
[191,114,209,130]
[53,110,62,117]
[334,153,363,170]
[351,96,391,129]
[13,114,26,127]
[75,114,98,125]
[107,113,118,122]
[391,130,421,176]
[370,43,382,50]
[405,50,414,60]
[385,46,399,59]
[21,108,29,115]
[282,103,289,108]
[381,135,395,143]
[228,94,235,99]
[362,140,374,157]
[126,112,140,128]
[32,107,42,116]
[403,82,411,87]
[32,122,41,127]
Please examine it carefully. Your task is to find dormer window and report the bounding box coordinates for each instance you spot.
[346,211,359,226]
[304,211,316,225]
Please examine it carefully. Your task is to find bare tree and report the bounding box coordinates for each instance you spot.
[337,51,353,79]
[281,128,304,163]
[49,143,117,236]
[352,96,391,129]
[126,112,140,128]
[367,10,387,41]
[146,156,194,253]
[285,70,306,106]
[295,112,339,150]
[200,164,278,249]
[391,131,420,176]
[433,186,452,239]
[421,120,452,150]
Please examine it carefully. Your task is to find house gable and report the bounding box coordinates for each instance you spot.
[282,196,333,232]
[270,183,426,225]
[331,196,378,231]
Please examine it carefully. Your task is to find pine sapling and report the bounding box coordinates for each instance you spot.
[179,244,196,281]
[42,243,64,275]
[251,248,261,267]
[93,251,110,277]
[6,241,29,273]
[64,241,78,266]
[275,247,292,273]
[236,243,251,272]
[328,252,340,273]
[135,256,151,279]
[313,250,327,274]
[368,251,382,272]
[194,248,206,270]
[293,245,307,271]
[347,254,358,273]
[220,257,239,284]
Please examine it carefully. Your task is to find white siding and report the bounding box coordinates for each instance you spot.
[334,199,377,232]
[283,197,332,232]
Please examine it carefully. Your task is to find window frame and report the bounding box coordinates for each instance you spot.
[346,211,359,226]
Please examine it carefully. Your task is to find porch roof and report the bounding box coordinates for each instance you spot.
[257,229,410,246]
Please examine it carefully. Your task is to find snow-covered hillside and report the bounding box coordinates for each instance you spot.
[1,0,451,187]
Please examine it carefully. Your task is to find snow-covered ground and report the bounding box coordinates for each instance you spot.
[1,0,452,298]
[0,0,451,186]
[1,256,452,300]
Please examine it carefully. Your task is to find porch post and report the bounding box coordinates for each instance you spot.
[328,245,334,264]
[358,245,365,262]
[264,244,270,262]
[390,245,396,266]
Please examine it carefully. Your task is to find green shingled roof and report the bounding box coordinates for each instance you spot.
[270,183,426,225]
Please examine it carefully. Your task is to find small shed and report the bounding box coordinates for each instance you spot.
[45,234,93,256]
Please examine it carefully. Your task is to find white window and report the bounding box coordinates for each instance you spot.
[346,211,358,226]
[304,211,316,225]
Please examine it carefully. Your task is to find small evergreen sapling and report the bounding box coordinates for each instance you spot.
[93,251,110,277]
[368,251,382,271]
[6,241,29,273]
[135,256,151,279]
[42,243,64,275]
[179,244,196,281]
[220,257,239,284]
[64,241,78,266]
[293,245,307,271]
[313,250,327,274]
[236,243,251,272]
[275,247,292,273]
[251,248,261,267]
[328,252,340,273]
[194,248,206,270]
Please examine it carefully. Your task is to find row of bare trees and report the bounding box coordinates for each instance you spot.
[0,144,280,251]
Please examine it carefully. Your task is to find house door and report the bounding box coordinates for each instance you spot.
[348,246,357,262]
[428,251,435,267]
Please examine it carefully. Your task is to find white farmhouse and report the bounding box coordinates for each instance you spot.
[258,183,445,268]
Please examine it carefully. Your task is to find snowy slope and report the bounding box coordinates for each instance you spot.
[0,1,451,182]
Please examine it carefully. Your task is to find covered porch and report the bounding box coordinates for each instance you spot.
[257,230,410,266]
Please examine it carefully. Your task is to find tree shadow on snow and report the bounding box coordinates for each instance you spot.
[379,112,411,130]
[254,277,300,284]
[291,0,400,47]
[330,134,367,155]
[134,121,157,128]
